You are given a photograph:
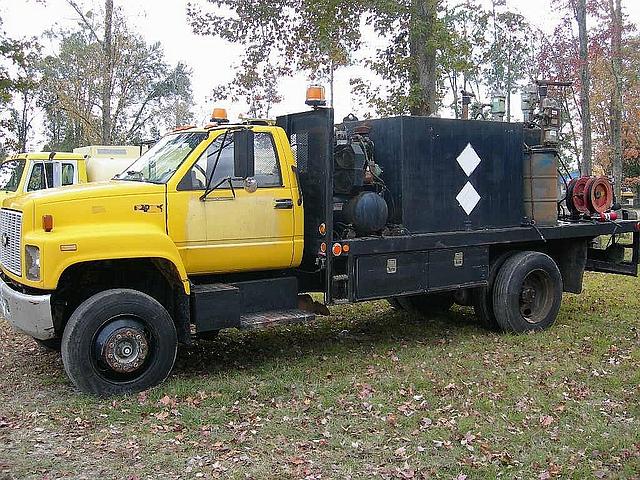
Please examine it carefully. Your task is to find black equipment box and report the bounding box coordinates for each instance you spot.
[350,116,524,233]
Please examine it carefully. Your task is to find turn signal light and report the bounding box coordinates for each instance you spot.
[318,223,326,235]
[42,215,54,232]
[305,85,326,107]
[210,107,229,123]
[342,243,350,253]
[332,243,342,256]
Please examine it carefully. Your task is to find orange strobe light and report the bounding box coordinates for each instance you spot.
[210,107,229,123]
[305,85,326,108]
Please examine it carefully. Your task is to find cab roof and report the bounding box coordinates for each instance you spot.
[9,152,85,161]
[172,121,276,134]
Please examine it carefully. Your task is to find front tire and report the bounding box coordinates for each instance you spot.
[492,251,562,332]
[61,289,177,396]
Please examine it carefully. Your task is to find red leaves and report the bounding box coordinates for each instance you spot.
[539,414,555,427]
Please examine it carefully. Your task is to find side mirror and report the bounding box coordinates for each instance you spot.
[234,129,254,179]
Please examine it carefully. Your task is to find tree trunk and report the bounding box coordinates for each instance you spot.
[409,0,439,116]
[102,0,113,145]
[576,0,593,176]
[610,0,623,200]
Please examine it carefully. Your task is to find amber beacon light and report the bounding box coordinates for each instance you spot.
[210,107,229,123]
[305,85,326,108]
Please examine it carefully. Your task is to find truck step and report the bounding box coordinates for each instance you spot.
[239,309,316,330]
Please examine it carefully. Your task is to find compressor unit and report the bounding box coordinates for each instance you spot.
[332,122,388,237]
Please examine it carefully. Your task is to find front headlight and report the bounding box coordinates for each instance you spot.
[25,245,40,281]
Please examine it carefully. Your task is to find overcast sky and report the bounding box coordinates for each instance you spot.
[2,0,639,147]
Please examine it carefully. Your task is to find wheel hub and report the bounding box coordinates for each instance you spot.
[102,327,148,373]
[518,269,553,323]
[521,286,536,304]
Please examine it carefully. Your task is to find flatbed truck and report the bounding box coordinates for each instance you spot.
[0,100,637,395]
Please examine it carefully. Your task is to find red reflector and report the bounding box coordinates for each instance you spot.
[635,222,640,232]
[42,215,54,232]
[597,212,618,222]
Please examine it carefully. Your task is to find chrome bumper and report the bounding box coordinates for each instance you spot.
[0,275,55,340]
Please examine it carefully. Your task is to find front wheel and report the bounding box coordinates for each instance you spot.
[492,251,563,332]
[61,289,177,396]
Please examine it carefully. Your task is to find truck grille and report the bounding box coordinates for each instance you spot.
[0,209,22,276]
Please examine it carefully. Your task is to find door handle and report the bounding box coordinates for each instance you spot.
[274,198,294,209]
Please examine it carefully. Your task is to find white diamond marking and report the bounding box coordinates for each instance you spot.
[456,143,482,177]
[456,181,481,215]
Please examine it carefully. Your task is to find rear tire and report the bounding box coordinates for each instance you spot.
[61,289,177,396]
[492,251,562,333]
[473,251,515,330]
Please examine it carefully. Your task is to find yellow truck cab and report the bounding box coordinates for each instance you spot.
[0,152,87,201]
[0,121,305,394]
[0,147,142,202]
[1,98,639,396]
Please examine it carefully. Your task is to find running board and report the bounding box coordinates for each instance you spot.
[239,309,316,329]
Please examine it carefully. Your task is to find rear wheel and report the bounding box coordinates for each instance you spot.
[61,289,177,396]
[492,251,562,332]
[473,251,515,330]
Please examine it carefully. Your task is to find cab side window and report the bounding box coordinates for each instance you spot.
[62,163,75,186]
[27,163,55,191]
[179,131,282,190]
[178,133,238,191]
[27,163,45,191]
[253,132,282,187]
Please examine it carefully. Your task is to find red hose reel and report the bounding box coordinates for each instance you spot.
[567,176,614,215]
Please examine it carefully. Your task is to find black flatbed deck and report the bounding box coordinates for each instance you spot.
[344,218,639,255]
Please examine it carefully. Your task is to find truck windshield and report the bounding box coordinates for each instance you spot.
[114,132,207,184]
[0,159,26,192]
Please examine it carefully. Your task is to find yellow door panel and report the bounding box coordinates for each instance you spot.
[167,190,210,273]
[204,187,294,272]
[166,128,297,276]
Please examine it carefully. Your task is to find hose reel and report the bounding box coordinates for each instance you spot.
[567,176,614,216]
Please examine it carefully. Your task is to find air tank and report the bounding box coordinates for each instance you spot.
[335,191,388,235]
[523,147,558,226]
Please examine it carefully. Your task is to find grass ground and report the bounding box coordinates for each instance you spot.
[0,272,638,480]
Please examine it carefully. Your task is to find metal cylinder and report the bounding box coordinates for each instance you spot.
[338,191,388,234]
[523,148,558,226]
